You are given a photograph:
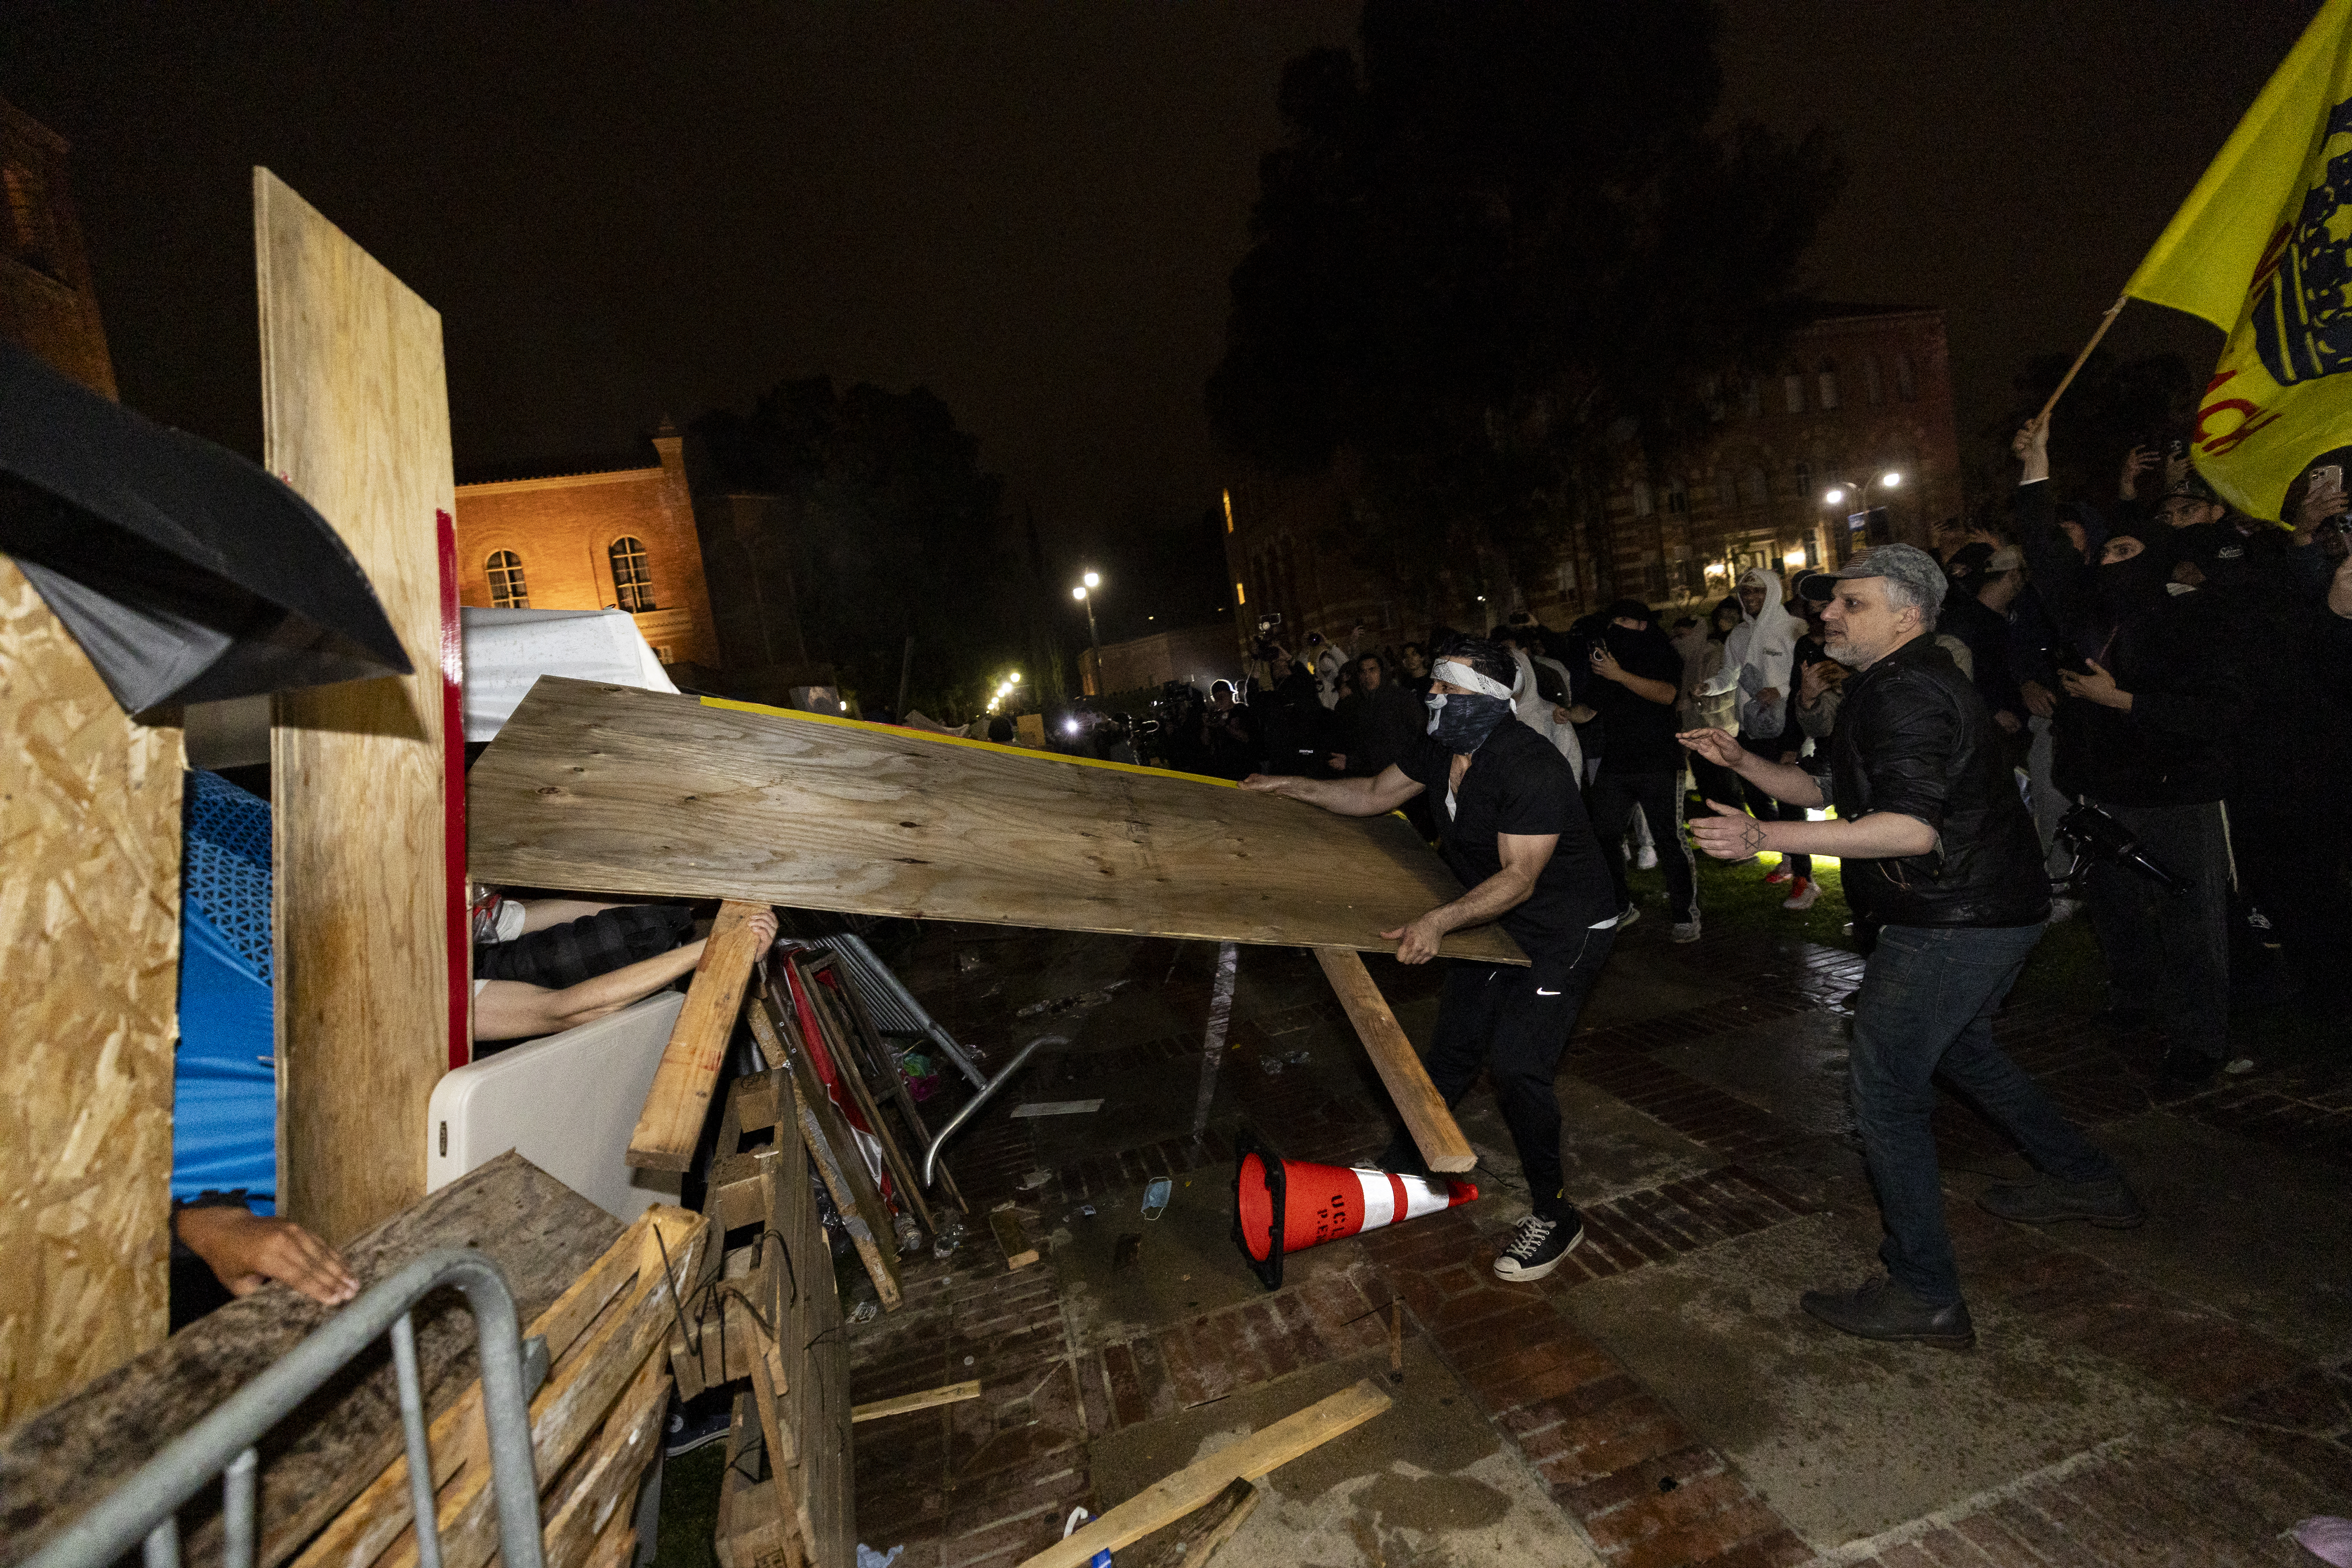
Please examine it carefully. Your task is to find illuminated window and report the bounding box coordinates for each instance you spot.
[486,549,529,608]
[1235,581,1246,606]
[609,536,655,612]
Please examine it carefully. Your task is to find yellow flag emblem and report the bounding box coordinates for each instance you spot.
[2125,0,2352,519]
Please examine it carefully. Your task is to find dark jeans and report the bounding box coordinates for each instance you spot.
[1416,925,1615,1219]
[1738,732,1811,880]
[1850,921,2117,1305]
[1589,771,1697,923]
[2082,798,2230,1059]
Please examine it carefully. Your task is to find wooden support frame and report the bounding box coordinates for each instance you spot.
[1313,948,1475,1173]
[747,999,903,1313]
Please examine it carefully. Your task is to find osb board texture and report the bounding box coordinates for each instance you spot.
[468,679,1526,964]
[257,168,458,1245]
[0,1152,622,1568]
[0,559,181,1425]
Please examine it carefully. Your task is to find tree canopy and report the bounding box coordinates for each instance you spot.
[1207,0,1843,599]
[695,377,1023,717]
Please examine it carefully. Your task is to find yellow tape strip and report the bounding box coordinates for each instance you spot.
[696,694,1240,789]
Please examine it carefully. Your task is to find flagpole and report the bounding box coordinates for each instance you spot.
[2034,294,2130,425]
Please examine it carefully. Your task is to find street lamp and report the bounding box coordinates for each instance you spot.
[1820,471,1903,562]
[1071,574,1103,657]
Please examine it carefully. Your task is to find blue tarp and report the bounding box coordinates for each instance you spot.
[175,772,276,1209]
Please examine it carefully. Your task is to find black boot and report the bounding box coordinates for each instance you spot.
[1800,1275,1975,1349]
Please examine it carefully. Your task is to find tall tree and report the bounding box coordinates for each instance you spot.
[696,377,1022,717]
[1208,0,1843,606]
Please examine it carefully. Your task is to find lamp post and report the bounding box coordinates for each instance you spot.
[1071,571,1102,658]
[1820,470,1903,563]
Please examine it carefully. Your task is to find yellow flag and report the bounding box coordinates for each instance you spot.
[2124,0,2352,520]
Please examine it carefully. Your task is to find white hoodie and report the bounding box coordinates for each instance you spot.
[1723,568,1799,736]
[1506,646,1584,775]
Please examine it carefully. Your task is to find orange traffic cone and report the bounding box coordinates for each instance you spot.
[1231,1124,1478,1289]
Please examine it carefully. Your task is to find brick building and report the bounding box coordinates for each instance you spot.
[1221,304,1963,650]
[451,420,722,670]
[1,93,115,398]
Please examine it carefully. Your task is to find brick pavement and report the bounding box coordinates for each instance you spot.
[841,923,2350,1567]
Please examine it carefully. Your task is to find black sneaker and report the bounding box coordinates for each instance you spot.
[662,1389,734,1457]
[1493,1210,1583,1283]
[1800,1275,1975,1349]
[1977,1174,2145,1229]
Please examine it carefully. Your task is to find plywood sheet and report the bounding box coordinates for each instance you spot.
[468,680,1525,964]
[257,167,459,1245]
[0,558,181,1425]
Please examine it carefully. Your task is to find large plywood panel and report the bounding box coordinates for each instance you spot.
[0,560,179,1425]
[468,679,1525,963]
[257,168,457,1245]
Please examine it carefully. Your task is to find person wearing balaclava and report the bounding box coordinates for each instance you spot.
[2012,416,2244,1086]
[1240,635,1619,1286]
[1720,567,1818,908]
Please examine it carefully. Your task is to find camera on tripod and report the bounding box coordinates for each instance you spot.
[2053,802,2190,897]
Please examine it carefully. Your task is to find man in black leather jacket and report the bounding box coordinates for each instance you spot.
[1681,543,2141,1350]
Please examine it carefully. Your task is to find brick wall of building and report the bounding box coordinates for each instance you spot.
[1,94,115,398]
[451,427,721,669]
[1220,305,1963,647]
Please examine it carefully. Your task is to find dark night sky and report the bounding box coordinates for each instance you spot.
[1,1,2326,587]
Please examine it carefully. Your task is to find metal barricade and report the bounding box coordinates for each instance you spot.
[825,932,988,1088]
[27,1248,546,1568]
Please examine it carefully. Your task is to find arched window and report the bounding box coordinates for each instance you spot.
[1665,476,1689,515]
[1817,358,1840,411]
[486,549,528,609]
[1782,370,1806,414]
[609,536,655,613]
[1863,353,1885,406]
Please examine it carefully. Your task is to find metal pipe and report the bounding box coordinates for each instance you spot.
[222,1449,257,1568]
[922,1033,1061,1187]
[27,1250,543,1568]
[391,1311,446,1568]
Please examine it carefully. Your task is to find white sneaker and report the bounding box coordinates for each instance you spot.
[1670,919,1701,943]
[1781,877,1820,911]
[2048,896,2081,923]
[1493,1210,1585,1282]
[1614,906,1640,930]
[1636,845,1659,870]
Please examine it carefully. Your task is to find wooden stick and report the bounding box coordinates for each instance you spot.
[628,901,773,1171]
[750,998,905,1310]
[2034,293,2130,426]
[1016,1380,1391,1568]
[851,1380,983,1423]
[1313,948,1476,1173]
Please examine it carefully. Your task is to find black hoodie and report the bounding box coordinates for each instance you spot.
[2014,480,2242,806]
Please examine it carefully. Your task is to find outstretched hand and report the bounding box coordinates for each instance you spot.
[176,1205,360,1306]
[1676,727,1744,769]
[1380,911,1448,964]
[1687,799,1772,861]
[1240,773,1301,797]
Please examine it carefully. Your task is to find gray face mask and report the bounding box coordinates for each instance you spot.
[1426,690,1513,753]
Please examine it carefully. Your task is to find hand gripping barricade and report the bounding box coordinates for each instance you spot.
[1231,1124,1478,1290]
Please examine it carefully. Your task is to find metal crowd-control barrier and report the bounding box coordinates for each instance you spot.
[825,932,989,1088]
[26,1249,546,1568]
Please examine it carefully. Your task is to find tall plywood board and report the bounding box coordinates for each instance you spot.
[0,561,180,1425]
[469,679,1526,963]
[257,168,457,1245]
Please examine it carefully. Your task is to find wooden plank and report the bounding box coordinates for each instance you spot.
[763,1086,851,1567]
[540,1351,670,1568]
[749,1000,902,1312]
[628,900,772,1171]
[1313,948,1477,1175]
[1119,1478,1260,1568]
[290,1206,674,1568]
[0,1153,620,1568]
[0,559,180,1425]
[1016,1381,1391,1568]
[989,1208,1039,1272]
[468,679,1526,964]
[797,959,934,1236]
[256,167,458,1245]
[850,1381,981,1424]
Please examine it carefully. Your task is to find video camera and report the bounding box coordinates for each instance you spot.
[2052,801,2191,897]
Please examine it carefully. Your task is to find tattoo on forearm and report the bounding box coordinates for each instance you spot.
[1740,820,1765,853]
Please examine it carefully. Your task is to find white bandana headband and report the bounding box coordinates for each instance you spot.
[1430,657,1519,702]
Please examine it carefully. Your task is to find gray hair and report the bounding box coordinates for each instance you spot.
[1840,543,1944,631]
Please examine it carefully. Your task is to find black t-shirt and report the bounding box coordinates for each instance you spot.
[1588,627,1685,774]
[1397,719,1618,952]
